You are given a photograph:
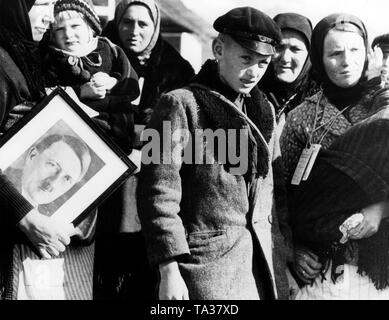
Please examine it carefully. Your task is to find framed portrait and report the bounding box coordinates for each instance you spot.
[0,87,137,226]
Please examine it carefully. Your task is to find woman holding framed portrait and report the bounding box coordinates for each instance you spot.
[0,0,96,300]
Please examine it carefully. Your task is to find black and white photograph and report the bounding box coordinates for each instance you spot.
[3,119,106,218]
[1,0,389,309]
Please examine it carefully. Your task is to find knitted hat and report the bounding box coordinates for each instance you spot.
[54,0,102,35]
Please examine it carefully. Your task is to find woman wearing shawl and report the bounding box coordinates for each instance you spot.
[0,0,95,300]
[280,13,380,291]
[259,13,320,136]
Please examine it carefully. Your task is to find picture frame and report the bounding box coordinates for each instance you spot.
[0,87,137,226]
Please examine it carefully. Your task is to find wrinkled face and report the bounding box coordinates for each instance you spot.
[213,36,271,94]
[52,12,93,52]
[22,141,82,205]
[323,29,366,88]
[29,0,56,42]
[118,4,155,54]
[273,30,309,83]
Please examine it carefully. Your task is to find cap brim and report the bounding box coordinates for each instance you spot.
[232,36,275,55]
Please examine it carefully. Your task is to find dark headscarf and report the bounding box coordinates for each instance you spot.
[259,13,317,117]
[0,0,46,101]
[310,13,369,108]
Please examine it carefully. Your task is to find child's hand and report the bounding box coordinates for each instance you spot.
[80,81,106,100]
[91,72,118,91]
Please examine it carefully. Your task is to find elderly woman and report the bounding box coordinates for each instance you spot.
[281,13,383,299]
[259,13,320,135]
[0,0,97,300]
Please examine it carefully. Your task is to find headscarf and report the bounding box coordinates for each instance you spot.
[310,13,369,108]
[114,0,160,65]
[259,13,314,114]
[0,0,45,101]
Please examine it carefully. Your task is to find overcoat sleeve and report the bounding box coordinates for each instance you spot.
[0,60,34,224]
[137,92,191,266]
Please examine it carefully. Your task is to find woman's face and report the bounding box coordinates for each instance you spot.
[272,29,309,83]
[323,29,366,88]
[118,5,155,54]
[29,0,56,42]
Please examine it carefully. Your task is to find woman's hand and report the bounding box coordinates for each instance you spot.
[293,246,322,284]
[158,259,189,300]
[348,202,387,239]
[17,209,75,259]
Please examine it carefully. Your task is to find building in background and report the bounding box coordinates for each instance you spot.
[92,0,216,72]
[92,0,116,26]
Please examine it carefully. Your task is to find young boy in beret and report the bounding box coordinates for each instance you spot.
[42,0,139,153]
[137,7,289,299]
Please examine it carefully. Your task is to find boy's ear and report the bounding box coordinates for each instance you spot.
[26,147,39,162]
[212,37,224,60]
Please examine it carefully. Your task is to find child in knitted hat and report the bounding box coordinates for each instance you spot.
[42,0,140,153]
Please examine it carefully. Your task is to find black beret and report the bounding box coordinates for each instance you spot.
[214,7,281,55]
[372,33,389,51]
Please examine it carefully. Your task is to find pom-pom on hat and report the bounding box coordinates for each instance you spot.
[54,0,102,35]
[213,7,281,55]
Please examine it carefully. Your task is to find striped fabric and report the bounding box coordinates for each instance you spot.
[12,242,94,300]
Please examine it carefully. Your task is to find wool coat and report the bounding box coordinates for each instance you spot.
[137,60,289,300]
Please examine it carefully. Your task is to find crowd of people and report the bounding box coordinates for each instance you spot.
[1,0,389,300]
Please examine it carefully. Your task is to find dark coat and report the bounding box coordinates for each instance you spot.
[137,60,289,299]
[42,37,140,153]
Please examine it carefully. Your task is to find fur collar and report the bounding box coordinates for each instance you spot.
[188,60,275,178]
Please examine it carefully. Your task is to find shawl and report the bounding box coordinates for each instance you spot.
[290,106,389,289]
